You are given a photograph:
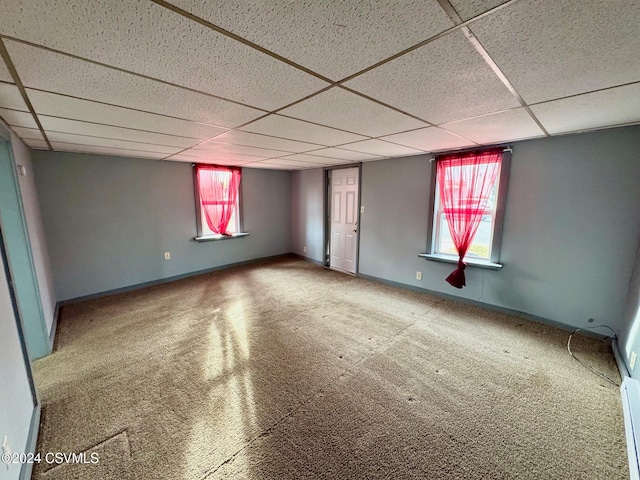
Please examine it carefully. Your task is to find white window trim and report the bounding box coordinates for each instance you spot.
[422,148,512,269]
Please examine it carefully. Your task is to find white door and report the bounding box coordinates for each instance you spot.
[329,167,359,273]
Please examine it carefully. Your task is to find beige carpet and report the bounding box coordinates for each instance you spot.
[32,256,627,479]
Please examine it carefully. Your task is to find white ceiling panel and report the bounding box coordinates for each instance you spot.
[192,142,288,158]
[51,143,167,160]
[441,108,544,144]
[0,83,28,111]
[449,0,510,21]
[344,30,519,124]
[39,116,198,148]
[279,87,426,137]
[45,132,181,155]
[0,108,37,128]
[0,62,13,82]
[5,41,264,128]
[300,148,382,162]
[0,0,328,111]
[254,158,325,168]
[241,115,367,146]
[10,126,44,141]
[27,90,229,140]
[243,162,301,170]
[22,138,49,150]
[380,127,475,152]
[211,130,321,153]
[279,154,348,165]
[339,139,424,157]
[469,0,640,104]
[168,0,454,81]
[167,153,258,165]
[531,83,640,135]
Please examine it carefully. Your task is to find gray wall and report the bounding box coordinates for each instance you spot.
[291,125,640,336]
[290,168,324,263]
[32,152,291,301]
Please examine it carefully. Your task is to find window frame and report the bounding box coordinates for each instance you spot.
[192,164,248,242]
[423,148,512,269]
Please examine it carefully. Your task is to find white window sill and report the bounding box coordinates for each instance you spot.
[418,253,503,270]
[195,232,250,242]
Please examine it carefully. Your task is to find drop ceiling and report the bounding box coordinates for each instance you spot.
[0,0,638,170]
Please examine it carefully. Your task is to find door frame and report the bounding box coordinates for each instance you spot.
[323,163,363,273]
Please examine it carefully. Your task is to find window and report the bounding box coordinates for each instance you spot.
[423,148,511,274]
[194,164,247,241]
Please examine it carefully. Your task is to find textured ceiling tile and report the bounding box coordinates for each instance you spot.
[470,0,640,103]
[279,87,427,137]
[10,126,44,141]
[241,115,367,146]
[192,142,288,158]
[441,108,544,143]
[243,162,302,171]
[339,139,424,157]
[23,138,50,150]
[0,61,13,82]
[380,127,475,152]
[169,150,267,163]
[449,0,510,21]
[39,116,198,148]
[301,147,381,161]
[0,0,328,110]
[211,130,321,153]
[51,143,167,160]
[279,153,347,165]
[168,0,454,81]
[256,158,324,168]
[45,132,180,154]
[530,83,640,135]
[27,90,228,139]
[344,31,519,124]
[0,83,28,110]
[6,41,263,128]
[166,154,255,166]
[0,108,37,128]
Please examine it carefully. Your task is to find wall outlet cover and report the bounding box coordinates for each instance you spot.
[631,351,637,370]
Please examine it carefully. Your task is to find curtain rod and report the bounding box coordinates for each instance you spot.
[429,147,512,163]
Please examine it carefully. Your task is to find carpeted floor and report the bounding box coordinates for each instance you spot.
[32,256,627,479]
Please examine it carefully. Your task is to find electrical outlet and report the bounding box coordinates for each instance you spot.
[164,252,171,260]
[360,206,365,213]
[631,351,637,370]
[2,435,11,470]
[303,246,307,253]
[416,271,422,281]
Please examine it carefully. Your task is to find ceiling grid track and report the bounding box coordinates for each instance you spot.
[0,38,53,149]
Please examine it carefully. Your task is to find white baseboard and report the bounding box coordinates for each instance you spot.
[621,376,640,480]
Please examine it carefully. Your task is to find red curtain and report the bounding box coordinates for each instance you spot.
[196,165,241,236]
[437,149,502,288]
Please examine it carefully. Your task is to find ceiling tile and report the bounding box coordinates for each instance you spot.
[27,90,228,139]
[0,61,13,82]
[168,0,454,81]
[192,142,288,158]
[531,83,640,135]
[241,115,367,146]
[279,154,347,165]
[345,30,519,124]
[0,83,28,110]
[380,127,475,152]
[51,143,167,160]
[449,0,510,21]
[254,159,322,168]
[5,41,264,128]
[469,0,640,104]
[10,126,44,141]
[167,153,257,166]
[0,108,37,128]
[339,139,424,157]
[22,138,49,150]
[45,132,181,154]
[300,148,381,162]
[279,87,427,137]
[441,108,545,144]
[243,162,300,171]
[39,116,198,148]
[211,130,321,153]
[0,0,328,110]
